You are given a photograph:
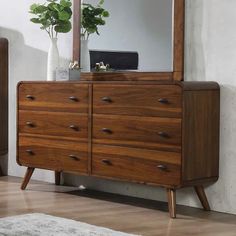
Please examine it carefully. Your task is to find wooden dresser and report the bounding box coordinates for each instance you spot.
[0,38,8,157]
[17,79,220,218]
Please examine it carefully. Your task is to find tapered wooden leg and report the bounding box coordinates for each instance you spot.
[55,171,61,186]
[166,188,176,218]
[194,185,211,211]
[21,167,35,190]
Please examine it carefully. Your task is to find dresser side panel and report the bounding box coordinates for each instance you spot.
[182,89,220,184]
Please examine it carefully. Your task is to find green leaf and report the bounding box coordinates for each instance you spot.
[64,7,72,16]
[60,0,72,8]
[30,4,39,11]
[55,21,72,33]
[29,0,72,36]
[48,2,57,11]
[30,18,41,24]
[58,10,70,21]
[81,0,110,39]
[30,4,47,14]
[102,11,109,17]
[94,8,104,15]
[98,0,104,6]
[52,3,62,12]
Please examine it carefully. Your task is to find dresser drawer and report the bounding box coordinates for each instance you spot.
[19,110,88,141]
[18,83,88,113]
[93,114,182,152]
[92,145,181,186]
[18,136,88,173]
[93,85,182,117]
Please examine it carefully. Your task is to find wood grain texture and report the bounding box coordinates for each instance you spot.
[182,90,220,183]
[93,114,182,151]
[55,171,61,186]
[18,83,89,113]
[173,0,185,81]
[167,189,176,218]
[194,186,211,211]
[88,85,93,175]
[92,144,181,187]
[93,84,182,118]
[2,177,236,236]
[21,167,35,190]
[0,38,8,156]
[18,136,88,173]
[73,0,81,61]
[19,110,88,141]
[16,81,220,218]
[81,72,173,82]
[181,81,220,91]
[93,144,181,165]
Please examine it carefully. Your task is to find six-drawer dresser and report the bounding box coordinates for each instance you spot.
[17,80,220,218]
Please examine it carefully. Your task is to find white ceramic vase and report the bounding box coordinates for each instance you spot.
[47,38,59,81]
[80,39,91,72]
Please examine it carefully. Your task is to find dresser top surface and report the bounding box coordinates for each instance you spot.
[18,80,220,91]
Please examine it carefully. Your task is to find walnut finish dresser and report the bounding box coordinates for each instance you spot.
[17,78,220,218]
[17,0,220,218]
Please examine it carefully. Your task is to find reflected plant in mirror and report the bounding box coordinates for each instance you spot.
[81,0,110,40]
[80,0,174,72]
[80,0,110,71]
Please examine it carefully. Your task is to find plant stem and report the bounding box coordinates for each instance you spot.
[45,28,51,38]
[50,26,54,39]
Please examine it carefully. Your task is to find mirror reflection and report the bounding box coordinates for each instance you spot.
[80,0,173,72]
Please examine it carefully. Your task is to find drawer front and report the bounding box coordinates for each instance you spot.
[93,85,182,117]
[19,110,88,141]
[93,114,181,152]
[92,145,181,186]
[18,136,88,173]
[18,83,88,113]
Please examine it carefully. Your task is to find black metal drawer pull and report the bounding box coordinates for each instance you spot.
[102,159,112,165]
[102,97,112,103]
[157,165,168,171]
[69,125,79,131]
[26,95,35,100]
[158,98,169,104]
[69,96,78,102]
[69,155,80,161]
[26,150,34,155]
[158,132,169,138]
[26,121,35,127]
[101,128,113,134]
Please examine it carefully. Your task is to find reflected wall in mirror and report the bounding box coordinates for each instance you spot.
[79,0,174,72]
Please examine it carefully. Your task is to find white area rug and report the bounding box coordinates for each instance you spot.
[0,213,139,236]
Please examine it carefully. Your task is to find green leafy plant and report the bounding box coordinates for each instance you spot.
[30,0,72,39]
[82,0,110,40]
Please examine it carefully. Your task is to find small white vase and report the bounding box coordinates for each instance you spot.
[80,39,91,72]
[47,38,59,81]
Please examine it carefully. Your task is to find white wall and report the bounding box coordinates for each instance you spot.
[1,0,236,215]
[0,0,72,182]
[86,0,173,71]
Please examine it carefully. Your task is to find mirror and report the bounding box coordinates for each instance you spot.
[79,0,174,72]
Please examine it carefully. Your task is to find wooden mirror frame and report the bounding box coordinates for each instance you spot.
[73,0,185,81]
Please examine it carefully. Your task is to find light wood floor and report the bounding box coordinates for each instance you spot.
[0,176,236,236]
